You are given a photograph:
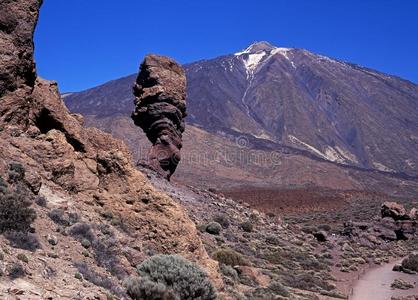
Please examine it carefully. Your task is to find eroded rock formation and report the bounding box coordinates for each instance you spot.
[0,1,222,297]
[132,55,187,180]
[381,201,410,221]
[0,0,42,124]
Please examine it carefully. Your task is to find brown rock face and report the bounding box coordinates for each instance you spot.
[132,55,187,180]
[381,201,410,221]
[0,1,223,297]
[0,0,42,125]
[0,0,41,95]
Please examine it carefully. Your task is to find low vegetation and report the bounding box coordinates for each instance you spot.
[5,231,41,251]
[205,221,222,235]
[125,254,217,300]
[74,262,126,298]
[0,165,36,233]
[401,253,418,272]
[212,248,247,266]
[240,221,253,233]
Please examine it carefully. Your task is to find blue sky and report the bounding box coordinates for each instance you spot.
[35,0,418,92]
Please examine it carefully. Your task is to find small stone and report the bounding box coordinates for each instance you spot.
[313,231,328,242]
[75,272,83,281]
[47,234,58,246]
[391,278,414,290]
[342,243,354,252]
[17,253,28,263]
[48,253,59,259]
[81,239,91,249]
[392,264,403,272]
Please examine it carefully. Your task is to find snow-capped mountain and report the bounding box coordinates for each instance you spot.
[65,41,418,177]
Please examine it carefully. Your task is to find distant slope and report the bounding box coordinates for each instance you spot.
[65,41,418,179]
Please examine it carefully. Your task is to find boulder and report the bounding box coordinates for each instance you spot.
[381,202,409,221]
[409,208,418,220]
[313,231,328,242]
[132,55,187,180]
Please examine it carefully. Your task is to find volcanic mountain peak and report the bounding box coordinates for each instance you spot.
[65,40,418,179]
[235,41,293,55]
[236,41,276,53]
[235,41,296,77]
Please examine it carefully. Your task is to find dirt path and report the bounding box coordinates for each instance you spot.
[351,259,418,300]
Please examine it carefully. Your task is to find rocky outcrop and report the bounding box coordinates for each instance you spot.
[381,202,410,221]
[0,1,222,298]
[132,55,187,180]
[343,202,418,245]
[0,0,41,96]
[0,0,42,124]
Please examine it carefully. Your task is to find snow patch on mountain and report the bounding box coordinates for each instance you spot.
[244,52,267,75]
[289,135,359,164]
[335,146,359,164]
[235,43,297,77]
[288,135,328,159]
[373,162,395,172]
[271,48,296,69]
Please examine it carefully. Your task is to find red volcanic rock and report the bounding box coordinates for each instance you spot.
[132,55,187,180]
[0,0,41,96]
[381,202,409,221]
[0,0,42,124]
[409,208,418,220]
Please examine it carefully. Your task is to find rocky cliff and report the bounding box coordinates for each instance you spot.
[0,1,221,298]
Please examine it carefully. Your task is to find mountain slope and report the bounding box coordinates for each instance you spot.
[65,41,418,177]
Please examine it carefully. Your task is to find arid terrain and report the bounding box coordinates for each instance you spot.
[0,1,417,300]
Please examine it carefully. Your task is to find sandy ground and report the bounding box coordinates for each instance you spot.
[351,259,418,300]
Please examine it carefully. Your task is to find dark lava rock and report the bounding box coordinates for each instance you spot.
[313,231,328,242]
[393,264,403,272]
[381,202,410,221]
[132,55,186,180]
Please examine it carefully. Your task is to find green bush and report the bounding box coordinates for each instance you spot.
[302,225,316,234]
[125,277,178,300]
[220,264,239,281]
[48,209,79,227]
[75,262,126,298]
[268,282,290,297]
[212,248,247,266]
[317,224,332,232]
[213,214,230,229]
[206,222,222,235]
[402,253,418,272]
[8,263,25,279]
[283,272,334,292]
[5,231,41,251]
[0,183,36,233]
[0,176,7,194]
[8,162,25,183]
[240,221,253,233]
[17,253,28,263]
[35,196,47,207]
[129,254,216,300]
